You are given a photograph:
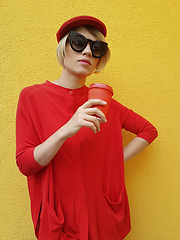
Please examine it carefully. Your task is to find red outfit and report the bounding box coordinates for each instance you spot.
[16,81,158,240]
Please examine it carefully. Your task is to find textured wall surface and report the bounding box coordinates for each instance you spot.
[1,0,180,239]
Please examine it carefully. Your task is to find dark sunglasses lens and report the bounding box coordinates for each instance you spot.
[92,42,106,58]
[71,35,86,51]
[70,32,107,58]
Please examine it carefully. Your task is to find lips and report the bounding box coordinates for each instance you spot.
[78,59,91,65]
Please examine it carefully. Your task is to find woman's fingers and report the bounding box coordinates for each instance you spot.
[81,99,107,108]
[64,99,108,137]
[85,107,107,123]
[83,115,101,132]
[81,99,107,123]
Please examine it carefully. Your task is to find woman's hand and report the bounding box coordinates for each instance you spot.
[62,99,107,138]
[34,99,107,166]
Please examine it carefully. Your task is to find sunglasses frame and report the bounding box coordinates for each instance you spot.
[68,31,108,58]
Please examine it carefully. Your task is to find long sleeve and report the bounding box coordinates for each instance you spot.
[16,82,88,177]
[16,87,44,176]
[114,100,158,144]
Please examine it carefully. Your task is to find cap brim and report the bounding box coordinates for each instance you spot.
[56,15,107,43]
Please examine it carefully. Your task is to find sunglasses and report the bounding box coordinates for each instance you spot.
[68,31,108,58]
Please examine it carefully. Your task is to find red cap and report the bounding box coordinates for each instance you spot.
[56,15,107,43]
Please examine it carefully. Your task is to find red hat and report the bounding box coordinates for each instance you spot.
[56,15,107,43]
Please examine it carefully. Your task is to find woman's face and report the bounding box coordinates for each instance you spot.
[63,26,100,79]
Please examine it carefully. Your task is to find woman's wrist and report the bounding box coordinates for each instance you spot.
[58,124,73,140]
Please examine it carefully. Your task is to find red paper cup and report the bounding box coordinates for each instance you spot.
[88,83,114,117]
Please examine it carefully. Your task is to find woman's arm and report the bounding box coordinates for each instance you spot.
[123,137,149,162]
[119,103,158,162]
[34,99,107,166]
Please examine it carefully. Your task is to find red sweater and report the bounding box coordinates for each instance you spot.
[16,81,158,240]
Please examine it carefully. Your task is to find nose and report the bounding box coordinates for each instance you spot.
[82,43,92,57]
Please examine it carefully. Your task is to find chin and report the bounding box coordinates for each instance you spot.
[75,70,94,78]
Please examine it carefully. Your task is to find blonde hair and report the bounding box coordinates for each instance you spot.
[56,26,110,73]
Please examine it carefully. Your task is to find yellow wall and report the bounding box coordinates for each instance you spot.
[1,0,180,239]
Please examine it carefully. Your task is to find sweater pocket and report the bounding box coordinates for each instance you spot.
[102,187,125,213]
[99,186,129,238]
[38,200,65,240]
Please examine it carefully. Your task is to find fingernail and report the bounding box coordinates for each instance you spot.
[103,101,107,104]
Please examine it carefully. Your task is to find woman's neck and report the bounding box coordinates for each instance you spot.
[58,69,87,89]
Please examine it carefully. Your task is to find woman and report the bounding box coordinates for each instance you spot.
[16,16,158,240]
